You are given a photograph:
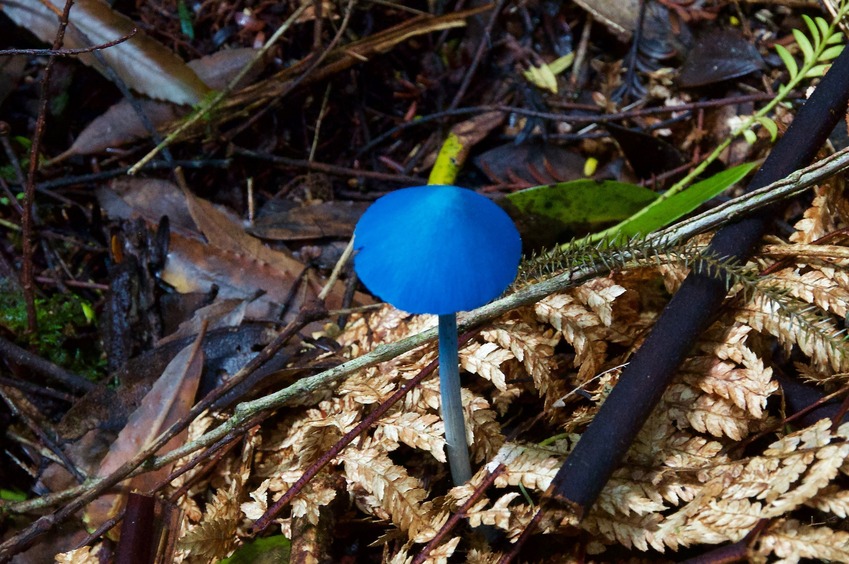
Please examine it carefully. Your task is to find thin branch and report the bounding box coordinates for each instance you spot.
[412,464,505,564]
[0,28,136,56]
[22,0,78,331]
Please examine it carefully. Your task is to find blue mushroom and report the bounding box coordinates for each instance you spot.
[354,185,521,485]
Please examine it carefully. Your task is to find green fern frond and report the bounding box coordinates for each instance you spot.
[777,10,847,90]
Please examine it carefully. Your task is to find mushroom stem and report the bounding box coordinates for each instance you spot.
[438,313,472,485]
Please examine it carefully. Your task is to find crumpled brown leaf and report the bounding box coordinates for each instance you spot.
[52,48,262,160]
[84,335,204,531]
[1,0,210,105]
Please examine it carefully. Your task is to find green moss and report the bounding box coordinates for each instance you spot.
[0,283,104,380]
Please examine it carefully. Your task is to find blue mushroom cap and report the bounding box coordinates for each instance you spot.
[353,185,522,315]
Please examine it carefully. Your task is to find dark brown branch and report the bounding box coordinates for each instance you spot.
[0,28,136,57]
[232,146,426,185]
[544,42,849,519]
[115,493,155,564]
[412,464,505,564]
[0,335,95,393]
[355,93,783,158]
[22,0,78,331]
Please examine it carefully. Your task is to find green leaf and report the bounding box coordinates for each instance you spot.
[548,52,575,75]
[1,489,27,502]
[816,17,830,40]
[607,162,758,239]
[755,116,778,141]
[219,536,291,564]
[802,15,821,48]
[826,31,845,44]
[793,28,815,63]
[804,64,831,78]
[742,129,757,145]
[775,44,798,79]
[506,179,659,232]
[820,44,845,61]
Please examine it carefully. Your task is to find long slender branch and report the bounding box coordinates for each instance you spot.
[22,0,77,331]
[126,3,309,175]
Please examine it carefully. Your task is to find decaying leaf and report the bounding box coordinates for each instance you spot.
[54,48,263,160]
[0,0,210,105]
[249,200,368,241]
[54,544,104,564]
[85,334,204,530]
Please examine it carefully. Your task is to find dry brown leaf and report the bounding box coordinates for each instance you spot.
[420,111,505,171]
[55,49,262,160]
[162,233,293,319]
[54,544,104,564]
[84,335,204,530]
[1,0,210,105]
[98,178,196,232]
[249,200,368,241]
[182,189,303,280]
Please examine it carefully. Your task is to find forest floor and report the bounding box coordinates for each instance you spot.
[1,0,849,562]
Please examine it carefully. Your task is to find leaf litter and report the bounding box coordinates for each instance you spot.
[0,0,849,562]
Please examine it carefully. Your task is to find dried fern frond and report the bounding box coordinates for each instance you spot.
[534,293,611,383]
[737,293,849,374]
[376,411,446,462]
[178,479,243,561]
[681,324,778,418]
[55,545,104,564]
[644,419,849,551]
[664,382,756,440]
[804,483,849,517]
[466,492,537,540]
[340,440,448,543]
[755,518,849,563]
